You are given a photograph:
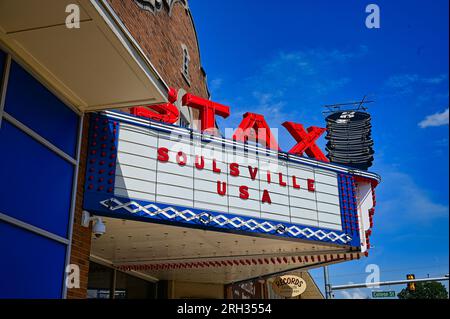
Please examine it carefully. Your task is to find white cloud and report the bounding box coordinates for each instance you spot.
[386,74,448,88]
[384,74,448,96]
[376,170,448,227]
[210,78,223,92]
[312,77,351,94]
[220,91,290,140]
[435,138,449,147]
[218,45,371,139]
[339,287,367,299]
[243,45,370,106]
[266,45,369,75]
[418,108,449,128]
[423,74,448,85]
[250,91,288,124]
[385,74,419,89]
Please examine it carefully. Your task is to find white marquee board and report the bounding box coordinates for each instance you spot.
[115,123,343,231]
[84,112,380,249]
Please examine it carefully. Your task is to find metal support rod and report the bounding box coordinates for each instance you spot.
[323,266,332,299]
[331,276,449,291]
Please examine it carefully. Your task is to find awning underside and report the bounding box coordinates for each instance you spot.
[91,217,362,284]
[0,0,167,112]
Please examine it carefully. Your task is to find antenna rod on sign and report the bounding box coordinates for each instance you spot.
[322,96,375,114]
[357,95,368,111]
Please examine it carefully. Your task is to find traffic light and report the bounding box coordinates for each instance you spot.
[407,274,416,292]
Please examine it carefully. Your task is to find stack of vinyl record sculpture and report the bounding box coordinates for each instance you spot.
[325,111,374,170]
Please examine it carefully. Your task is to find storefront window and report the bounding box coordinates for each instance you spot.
[115,271,156,299]
[87,262,156,299]
[87,262,114,299]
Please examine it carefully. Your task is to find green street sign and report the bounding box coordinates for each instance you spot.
[372,291,396,298]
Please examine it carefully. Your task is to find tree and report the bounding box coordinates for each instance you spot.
[398,281,449,299]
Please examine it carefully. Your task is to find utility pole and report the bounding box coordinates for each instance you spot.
[323,266,332,299]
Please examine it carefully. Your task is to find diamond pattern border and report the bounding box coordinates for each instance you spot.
[100,198,353,244]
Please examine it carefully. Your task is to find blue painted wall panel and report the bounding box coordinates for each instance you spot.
[0,121,74,238]
[0,49,5,80]
[4,61,79,158]
[0,221,66,298]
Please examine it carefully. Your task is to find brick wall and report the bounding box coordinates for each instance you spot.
[107,0,209,100]
[67,114,92,299]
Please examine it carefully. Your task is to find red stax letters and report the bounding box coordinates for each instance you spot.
[132,90,331,159]
[233,113,281,151]
[131,87,180,124]
[282,121,329,162]
[182,93,230,134]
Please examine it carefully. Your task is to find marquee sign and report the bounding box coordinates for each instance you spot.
[130,88,330,160]
[83,110,379,252]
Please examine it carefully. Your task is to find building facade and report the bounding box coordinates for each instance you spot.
[67,0,212,299]
[0,0,379,299]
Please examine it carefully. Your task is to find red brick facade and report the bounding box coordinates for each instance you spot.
[67,1,209,298]
[67,114,92,299]
[108,0,209,99]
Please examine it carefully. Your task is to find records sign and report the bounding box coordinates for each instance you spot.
[272,275,307,298]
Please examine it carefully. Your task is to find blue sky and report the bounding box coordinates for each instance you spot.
[189,0,449,298]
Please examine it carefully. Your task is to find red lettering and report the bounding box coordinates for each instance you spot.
[279,173,287,187]
[292,176,301,189]
[195,155,205,170]
[248,166,258,180]
[217,181,227,196]
[230,163,240,176]
[262,190,272,204]
[283,121,329,162]
[267,171,272,184]
[233,112,281,150]
[307,179,316,192]
[239,186,249,200]
[132,91,333,161]
[182,93,230,134]
[212,160,222,173]
[176,151,187,166]
[131,88,179,124]
[157,147,169,162]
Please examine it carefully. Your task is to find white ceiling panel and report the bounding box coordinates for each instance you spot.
[91,217,361,284]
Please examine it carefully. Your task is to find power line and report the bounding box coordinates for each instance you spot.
[324,264,449,279]
[331,276,449,291]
